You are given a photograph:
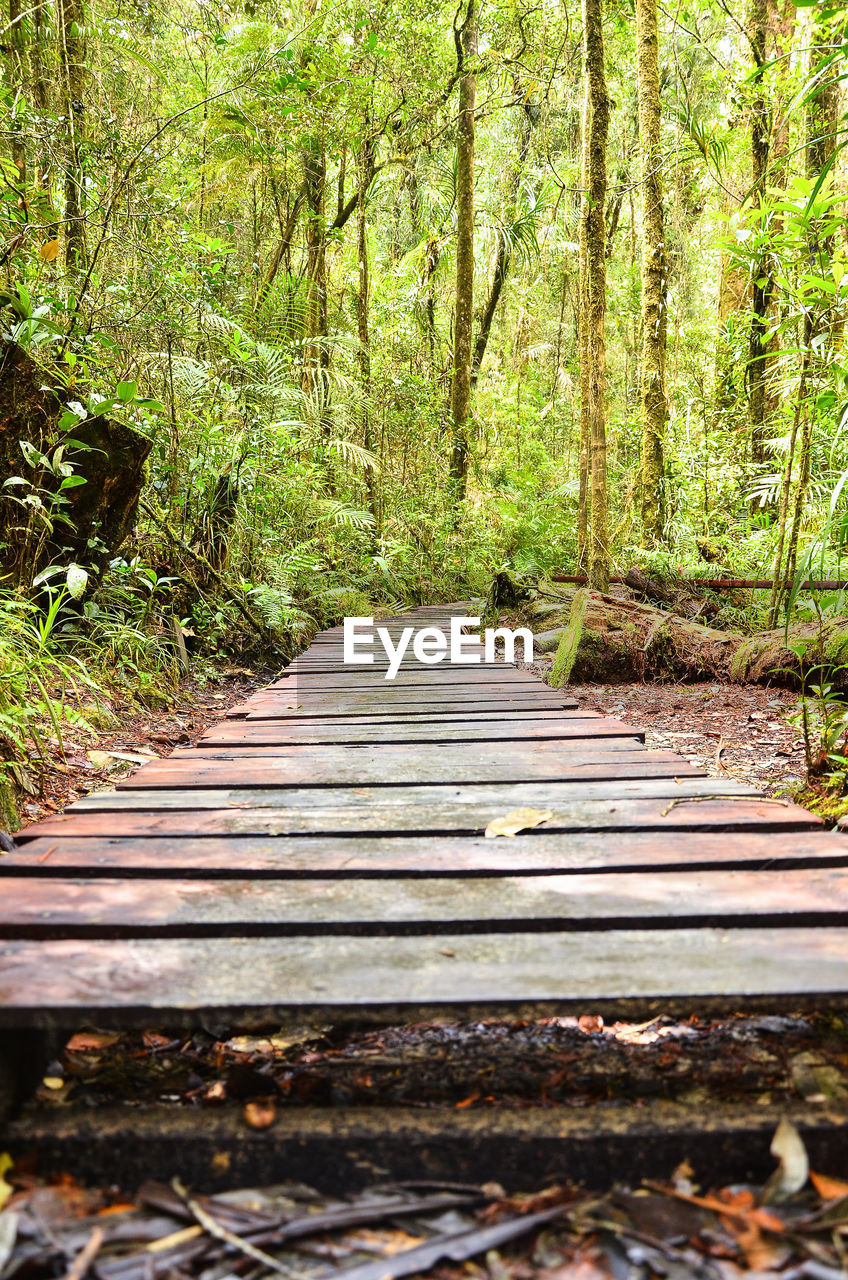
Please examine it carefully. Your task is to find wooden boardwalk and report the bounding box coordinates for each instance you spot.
[6,601,848,1036]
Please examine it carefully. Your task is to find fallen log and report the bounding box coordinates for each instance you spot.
[526,587,848,688]
[553,574,848,592]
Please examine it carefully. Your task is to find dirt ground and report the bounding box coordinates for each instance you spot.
[11,669,265,831]
[526,654,807,797]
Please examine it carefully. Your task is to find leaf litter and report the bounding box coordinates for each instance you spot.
[4,1123,848,1280]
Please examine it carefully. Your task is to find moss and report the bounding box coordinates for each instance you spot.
[0,771,17,832]
[821,625,848,668]
[550,589,588,687]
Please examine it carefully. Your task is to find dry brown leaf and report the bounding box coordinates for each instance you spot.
[484,807,553,838]
[66,1032,121,1052]
[38,239,60,262]
[243,1100,276,1130]
[810,1170,848,1201]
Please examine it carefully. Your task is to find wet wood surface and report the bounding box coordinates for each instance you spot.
[4,601,848,1024]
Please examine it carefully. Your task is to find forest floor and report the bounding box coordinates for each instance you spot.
[8,1157,848,1280]
[12,668,265,830]
[526,655,808,797]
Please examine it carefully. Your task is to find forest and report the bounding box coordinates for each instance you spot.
[0,0,847,825]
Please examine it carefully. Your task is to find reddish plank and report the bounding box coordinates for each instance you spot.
[4,867,848,937]
[8,829,845,878]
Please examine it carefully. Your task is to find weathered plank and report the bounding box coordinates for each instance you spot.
[9,828,845,878]
[117,748,697,790]
[4,867,848,937]
[233,701,581,721]
[196,715,643,748]
[66,776,748,813]
[2,927,848,1025]
[240,689,576,711]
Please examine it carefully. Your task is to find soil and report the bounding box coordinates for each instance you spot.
[12,668,267,831]
[529,665,808,797]
[30,1011,848,1116]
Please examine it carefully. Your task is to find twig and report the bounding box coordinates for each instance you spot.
[170,1180,296,1277]
[37,844,57,863]
[63,1227,104,1280]
[660,795,790,816]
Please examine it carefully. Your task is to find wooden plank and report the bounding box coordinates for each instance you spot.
[9,829,845,878]
[195,715,643,748]
[241,697,581,720]
[2,927,848,1025]
[5,867,848,937]
[270,670,538,686]
[117,748,696,790]
[224,707,583,727]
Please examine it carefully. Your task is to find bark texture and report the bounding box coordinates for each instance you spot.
[635,0,667,544]
[582,0,610,591]
[449,0,477,498]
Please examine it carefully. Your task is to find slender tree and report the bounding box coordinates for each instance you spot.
[635,0,667,544]
[470,91,535,386]
[58,0,87,273]
[583,0,609,590]
[449,0,476,499]
[576,74,591,570]
[747,0,771,465]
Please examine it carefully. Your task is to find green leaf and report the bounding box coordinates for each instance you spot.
[66,564,89,599]
[116,380,137,402]
[59,475,87,490]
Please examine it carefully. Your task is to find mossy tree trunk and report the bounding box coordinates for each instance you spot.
[449,0,477,501]
[747,0,772,467]
[577,75,590,571]
[58,0,87,274]
[301,132,329,421]
[582,0,610,591]
[356,136,380,530]
[635,0,667,545]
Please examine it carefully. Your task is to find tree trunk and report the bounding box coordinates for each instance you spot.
[6,0,28,183]
[356,140,380,530]
[449,0,476,500]
[747,0,771,466]
[470,99,533,385]
[806,8,840,179]
[635,0,667,545]
[583,0,610,591]
[301,133,329,417]
[58,0,87,274]
[577,77,590,570]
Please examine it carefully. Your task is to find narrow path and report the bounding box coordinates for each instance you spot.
[5,601,848,1029]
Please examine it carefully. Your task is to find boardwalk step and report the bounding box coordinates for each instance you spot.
[2,927,848,1027]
